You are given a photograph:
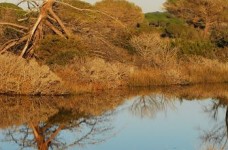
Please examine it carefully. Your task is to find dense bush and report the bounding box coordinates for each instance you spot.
[35,35,86,65]
[95,0,144,28]
[0,54,65,95]
[177,40,216,58]
[130,33,177,68]
[163,23,201,39]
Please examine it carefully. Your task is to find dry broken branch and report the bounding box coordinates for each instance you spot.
[0,22,29,30]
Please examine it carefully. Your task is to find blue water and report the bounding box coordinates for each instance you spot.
[0,95,227,150]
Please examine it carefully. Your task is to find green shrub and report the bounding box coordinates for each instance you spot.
[177,40,216,57]
[47,51,79,66]
[36,35,86,65]
[0,3,22,10]
[164,23,200,39]
[145,12,184,28]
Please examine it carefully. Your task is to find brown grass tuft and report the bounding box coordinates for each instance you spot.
[129,57,228,87]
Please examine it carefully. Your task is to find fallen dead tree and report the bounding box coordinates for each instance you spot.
[0,0,130,58]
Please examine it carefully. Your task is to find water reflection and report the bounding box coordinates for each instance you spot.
[0,84,228,150]
[130,95,176,118]
[0,92,124,150]
[200,98,228,150]
[3,110,114,150]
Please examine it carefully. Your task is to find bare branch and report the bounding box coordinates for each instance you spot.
[0,22,29,30]
[45,20,65,38]
[45,124,64,145]
[48,7,71,37]
[20,15,42,57]
[0,35,29,54]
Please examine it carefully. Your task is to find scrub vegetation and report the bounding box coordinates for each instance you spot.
[0,0,228,95]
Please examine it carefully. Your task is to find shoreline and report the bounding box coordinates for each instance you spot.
[1,82,228,96]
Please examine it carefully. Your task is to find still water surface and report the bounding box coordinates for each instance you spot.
[0,84,228,150]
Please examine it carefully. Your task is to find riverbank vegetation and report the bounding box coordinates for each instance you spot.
[0,0,228,95]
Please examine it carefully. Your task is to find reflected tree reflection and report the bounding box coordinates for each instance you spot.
[130,94,176,118]
[4,123,65,150]
[200,98,228,150]
[2,108,116,150]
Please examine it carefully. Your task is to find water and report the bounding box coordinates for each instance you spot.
[0,84,228,150]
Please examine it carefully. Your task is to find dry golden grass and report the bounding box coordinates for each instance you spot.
[182,57,228,84]
[54,57,132,93]
[129,57,228,87]
[55,55,228,92]
[0,54,66,95]
[128,67,185,86]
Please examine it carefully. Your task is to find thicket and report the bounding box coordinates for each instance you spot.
[0,54,65,95]
[143,11,228,60]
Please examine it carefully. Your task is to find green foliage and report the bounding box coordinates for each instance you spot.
[0,2,26,19]
[36,35,86,66]
[177,40,216,57]
[144,12,197,38]
[47,51,78,66]
[166,0,179,3]
[164,23,201,39]
[0,3,22,10]
[145,12,184,27]
[143,11,221,59]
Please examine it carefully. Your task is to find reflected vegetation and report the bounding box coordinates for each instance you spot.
[1,84,228,149]
[130,95,176,118]
[0,91,127,150]
[200,98,228,150]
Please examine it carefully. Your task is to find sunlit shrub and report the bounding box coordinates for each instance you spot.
[129,56,228,87]
[95,0,144,28]
[0,54,66,95]
[130,33,177,68]
[54,57,132,93]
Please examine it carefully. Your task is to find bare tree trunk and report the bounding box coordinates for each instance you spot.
[1,0,70,58]
[20,0,55,57]
[30,123,49,150]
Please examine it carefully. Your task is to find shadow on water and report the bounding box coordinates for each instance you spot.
[0,84,228,149]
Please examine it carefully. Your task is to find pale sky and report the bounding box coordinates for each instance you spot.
[0,0,166,12]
